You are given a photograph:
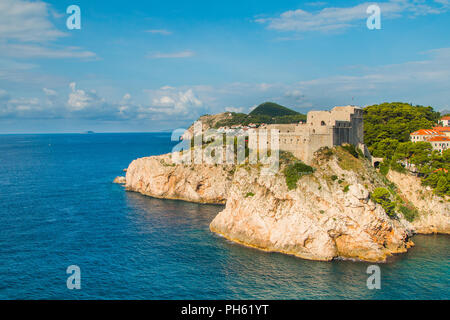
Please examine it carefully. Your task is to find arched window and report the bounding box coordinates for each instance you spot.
[321,121,326,126]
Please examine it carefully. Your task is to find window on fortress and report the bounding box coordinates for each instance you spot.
[321,121,325,126]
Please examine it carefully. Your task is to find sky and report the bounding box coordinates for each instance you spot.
[0,0,449,133]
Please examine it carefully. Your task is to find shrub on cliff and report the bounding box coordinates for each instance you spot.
[283,161,315,190]
[370,187,396,217]
[341,144,359,158]
[399,205,419,222]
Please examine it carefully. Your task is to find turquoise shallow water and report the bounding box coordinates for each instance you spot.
[0,133,448,299]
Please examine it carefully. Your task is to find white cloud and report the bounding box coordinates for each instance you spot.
[256,0,450,33]
[225,106,245,113]
[0,43,96,59]
[0,0,66,42]
[0,0,96,60]
[284,89,305,101]
[148,50,195,59]
[145,29,172,35]
[43,88,57,96]
[68,82,104,111]
[147,88,203,116]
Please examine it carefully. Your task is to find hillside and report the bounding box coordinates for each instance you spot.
[249,102,300,117]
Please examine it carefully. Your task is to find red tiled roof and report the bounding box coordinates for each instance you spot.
[426,136,450,142]
[410,129,443,136]
[433,126,450,132]
[441,116,450,120]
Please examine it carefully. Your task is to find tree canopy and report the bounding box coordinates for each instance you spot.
[364,102,440,150]
[363,102,448,196]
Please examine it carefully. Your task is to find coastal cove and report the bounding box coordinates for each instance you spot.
[0,133,448,299]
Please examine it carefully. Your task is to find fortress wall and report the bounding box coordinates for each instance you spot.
[259,106,363,164]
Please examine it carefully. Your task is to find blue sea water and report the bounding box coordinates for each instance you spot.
[0,133,448,300]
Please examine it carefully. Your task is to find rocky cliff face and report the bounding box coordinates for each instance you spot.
[121,147,447,262]
[387,170,450,234]
[210,150,412,262]
[125,153,233,204]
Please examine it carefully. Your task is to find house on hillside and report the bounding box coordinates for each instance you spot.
[440,116,450,127]
[410,129,449,152]
[433,126,450,138]
[410,129,444,142]
[426,136,450,153]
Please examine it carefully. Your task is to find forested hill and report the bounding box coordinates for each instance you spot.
[249,102,300,117]
[213,102,306,128]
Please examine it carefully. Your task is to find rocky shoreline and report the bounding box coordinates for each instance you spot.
[116,147,449,262]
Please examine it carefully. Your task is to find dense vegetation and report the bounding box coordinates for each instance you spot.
[283,161,315,190]
[370,188,396,217]
[364,102,440,156]
[363,102,449,196]
[214,102,306,128]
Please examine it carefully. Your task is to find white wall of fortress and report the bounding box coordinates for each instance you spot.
[266,106,364,163]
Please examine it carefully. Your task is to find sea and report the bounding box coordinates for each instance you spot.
[0,133,448,299]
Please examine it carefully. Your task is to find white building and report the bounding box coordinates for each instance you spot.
[440,116,450,127]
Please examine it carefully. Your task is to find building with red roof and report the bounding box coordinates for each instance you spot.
[440,116,450,127]
[410,129,449,152]
[433,126,450,138]
[425,136,450,152]
[410,129,443,142]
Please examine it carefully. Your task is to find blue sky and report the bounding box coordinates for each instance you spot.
[0,0,449,133]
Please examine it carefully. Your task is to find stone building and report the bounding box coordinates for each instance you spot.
[265,106,364,163]
[410,129,450,153]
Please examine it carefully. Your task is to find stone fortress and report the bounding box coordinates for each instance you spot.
[264,106,364,163]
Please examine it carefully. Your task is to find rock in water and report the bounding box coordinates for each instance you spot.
[113,176,126,184]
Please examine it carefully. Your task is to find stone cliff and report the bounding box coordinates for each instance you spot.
[387,170,449,234]
[119,147,448,262]
[125,153,233,204]
[210,148,412,262]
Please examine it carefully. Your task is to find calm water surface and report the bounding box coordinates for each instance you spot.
[0,133,448,299]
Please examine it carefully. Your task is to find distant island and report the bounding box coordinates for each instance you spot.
[116,102,449,262]
[82,131,95,134]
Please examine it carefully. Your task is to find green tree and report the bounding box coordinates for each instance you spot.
[370,138,399,158]
[435,176,448,196]
[364,102,440,147]
[371,188,396,217]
